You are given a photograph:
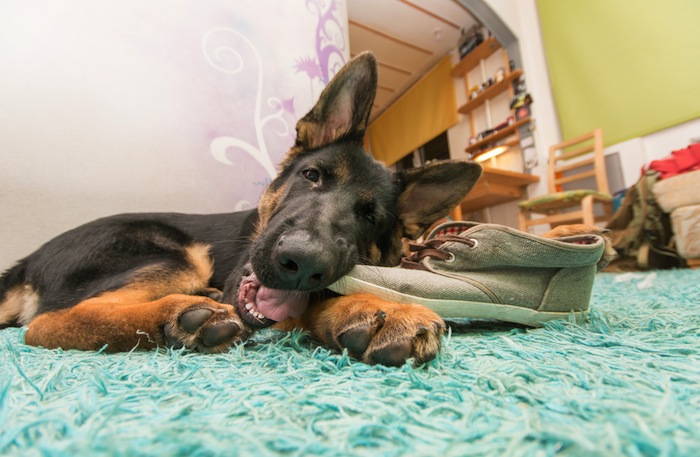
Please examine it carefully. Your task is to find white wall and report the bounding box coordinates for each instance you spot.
[610,118,700,189]
[0,1,349,271]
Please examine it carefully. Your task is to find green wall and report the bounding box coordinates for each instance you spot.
[537,0,700,146]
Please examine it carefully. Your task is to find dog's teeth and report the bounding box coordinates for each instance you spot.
[245,302,253,310]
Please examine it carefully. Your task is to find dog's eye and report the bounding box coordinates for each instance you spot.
[365,213,377,225]
[302,168,320,183]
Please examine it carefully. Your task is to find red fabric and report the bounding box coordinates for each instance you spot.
[648,143,700,179]
[432,226,464,238]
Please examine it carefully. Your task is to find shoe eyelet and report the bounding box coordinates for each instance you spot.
[468,238,479,249]
[444,252,456,263]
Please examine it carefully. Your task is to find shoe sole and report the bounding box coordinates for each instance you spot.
[328,276,588,328]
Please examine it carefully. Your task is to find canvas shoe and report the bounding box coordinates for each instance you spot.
[328,221,606,327]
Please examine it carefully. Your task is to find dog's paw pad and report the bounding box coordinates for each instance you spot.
[369,339,413,367]
[164,301,248,353]
[180,308,213,333]
[337,309,387,356]
[201,321,240,347]
[339,325,373,356]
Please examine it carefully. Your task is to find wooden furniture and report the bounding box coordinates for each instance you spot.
[451,37,529,159]
[448,34,537,222]
[450,167,540,221]
[517,128,614,232]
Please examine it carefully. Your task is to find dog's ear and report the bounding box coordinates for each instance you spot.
[396,161,482,239]
[294,52,377,151]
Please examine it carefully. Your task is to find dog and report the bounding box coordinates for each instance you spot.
[0,53,615,366]
[0,53,484,366]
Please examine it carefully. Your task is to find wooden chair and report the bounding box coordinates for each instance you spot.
[518,128,614,232]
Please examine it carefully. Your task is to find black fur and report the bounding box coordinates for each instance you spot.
[0,52,482,343]
[248,141,400,292]
[0,211,257,315]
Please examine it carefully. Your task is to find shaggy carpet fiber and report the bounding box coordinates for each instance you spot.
[1,269,699,456]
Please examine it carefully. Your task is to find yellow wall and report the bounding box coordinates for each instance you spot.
[537,0,700,146]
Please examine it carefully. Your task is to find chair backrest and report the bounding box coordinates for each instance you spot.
[547,128,609,195]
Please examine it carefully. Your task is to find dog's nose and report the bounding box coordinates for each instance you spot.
[275,230,334,290]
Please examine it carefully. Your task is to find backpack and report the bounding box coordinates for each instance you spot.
[606,171,685,269]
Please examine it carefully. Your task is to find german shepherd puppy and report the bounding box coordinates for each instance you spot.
[0,53,484,366]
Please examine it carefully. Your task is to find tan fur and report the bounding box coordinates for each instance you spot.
[542,223,617,269]
[0,285,40,326]
[397,182,454,240]
[277,145,306,171]
[20,241,236,352]
[335,155,351,184]
[185,243,215,288]
[256,183,287,237]
[110,244,214,301]
[378,230,405,267]
[368,244,382,265]
[295,293,445,365]
[402,221,425,241]
[295,121,345,152]
[25,293,242,353]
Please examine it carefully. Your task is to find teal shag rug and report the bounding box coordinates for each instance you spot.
[1,269,699,456]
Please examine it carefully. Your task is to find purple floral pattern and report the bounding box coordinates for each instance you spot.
[203,1,348,210]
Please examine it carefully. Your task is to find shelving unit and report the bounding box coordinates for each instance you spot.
[452,37,530,160]
[457,69,523,114]
[465,117,530,155]
[448,34,539,222]
[451,36,501,78]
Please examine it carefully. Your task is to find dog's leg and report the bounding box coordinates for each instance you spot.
[24,291,247,353]
[281,293,445,366]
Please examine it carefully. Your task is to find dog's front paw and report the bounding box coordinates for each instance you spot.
[319,293,445,366]
[163,298,250,353]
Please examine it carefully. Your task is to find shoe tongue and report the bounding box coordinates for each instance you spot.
[426,221,479,240]
[255,286,309,322]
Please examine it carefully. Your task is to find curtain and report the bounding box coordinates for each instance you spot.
[368,55,457,165]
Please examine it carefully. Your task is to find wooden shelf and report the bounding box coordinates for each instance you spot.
[459,167,539,213]
[457,69,523,114]
[465,117,531,155]
[451,37,501,77]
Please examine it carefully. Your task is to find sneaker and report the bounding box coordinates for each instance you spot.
[328,222,605,327]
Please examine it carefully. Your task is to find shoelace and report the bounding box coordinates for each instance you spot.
[400,234,476,270]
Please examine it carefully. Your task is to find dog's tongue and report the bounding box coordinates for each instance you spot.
[256,286,309,322]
